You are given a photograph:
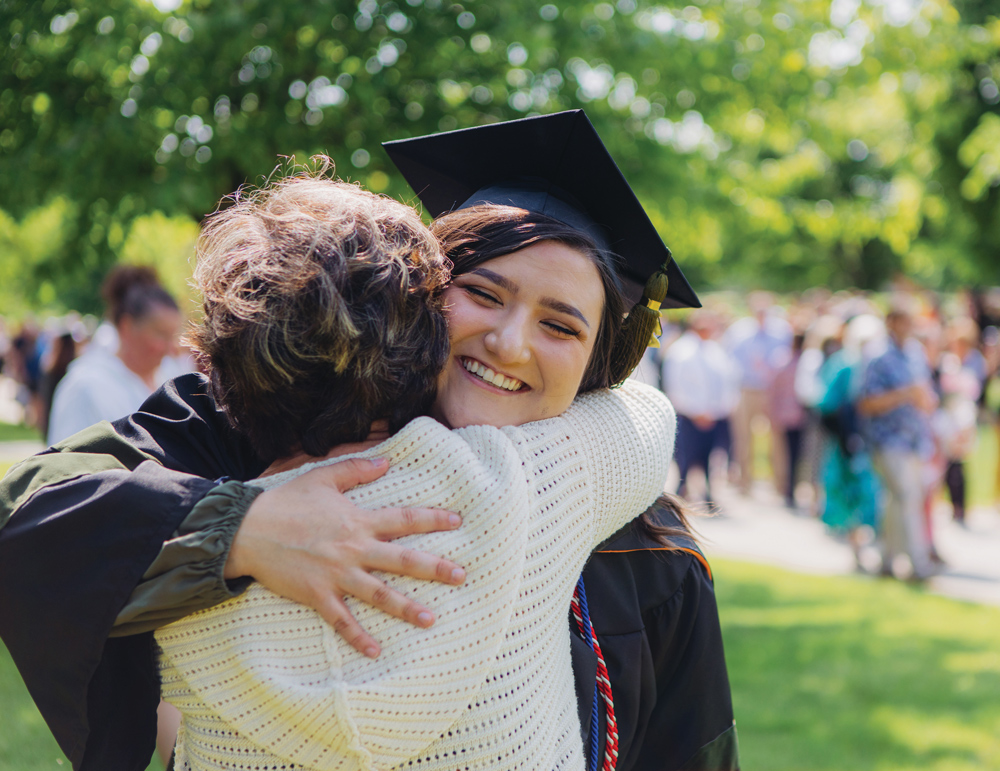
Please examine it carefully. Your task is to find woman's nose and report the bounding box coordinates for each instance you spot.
[484,315,531,364]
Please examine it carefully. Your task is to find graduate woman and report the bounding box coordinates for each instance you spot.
[0,112,738,771]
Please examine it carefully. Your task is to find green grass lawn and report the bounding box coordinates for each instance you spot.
[0,422,42,443]
[3,560,999,770]
[714,558,1000,771]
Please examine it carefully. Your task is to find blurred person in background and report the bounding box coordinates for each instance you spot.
[10,318,44,429]
[795,314,848,515]
[816,315,883,567]
[769,330,808,509]
[724,291,792,496]
[858,301,939,580]
[47,268,183,444]
[662,309,739,508]
[911,315,946,563]
[37,330,77,441]
[932,317,983,525]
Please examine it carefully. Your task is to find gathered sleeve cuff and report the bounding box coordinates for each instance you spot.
[111,480,261,636]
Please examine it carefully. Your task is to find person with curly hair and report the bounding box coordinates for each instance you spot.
[1,113,738,771]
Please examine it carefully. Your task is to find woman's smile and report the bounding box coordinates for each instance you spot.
[459,357,529,392]
[432,240,604,430]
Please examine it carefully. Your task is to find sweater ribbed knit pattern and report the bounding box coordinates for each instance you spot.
[156,381,675,771]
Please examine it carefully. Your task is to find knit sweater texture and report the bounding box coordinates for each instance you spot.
[155,381,676,771]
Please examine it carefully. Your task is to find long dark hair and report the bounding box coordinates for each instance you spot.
[431,204,695,549]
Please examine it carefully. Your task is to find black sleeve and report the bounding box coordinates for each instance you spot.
[112,372,265,478]
[0,373,266,771]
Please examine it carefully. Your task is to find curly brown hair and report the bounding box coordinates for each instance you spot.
[188,168,451,460]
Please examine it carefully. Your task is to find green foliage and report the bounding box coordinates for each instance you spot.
[118,211,200,313]
[2,0,1000,312]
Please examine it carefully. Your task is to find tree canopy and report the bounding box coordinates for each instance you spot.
[2,0,1000,315]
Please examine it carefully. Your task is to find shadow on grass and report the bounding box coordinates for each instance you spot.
[715,559,1000,771]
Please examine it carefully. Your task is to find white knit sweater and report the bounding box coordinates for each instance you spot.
[156,381,676,771]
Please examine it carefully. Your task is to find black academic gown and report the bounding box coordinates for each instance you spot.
[574,515,739,770]
[0,374,738,771]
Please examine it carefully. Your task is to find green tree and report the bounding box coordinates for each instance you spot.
[2,0,999,313]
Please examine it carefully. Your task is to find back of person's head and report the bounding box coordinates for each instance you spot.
[188,167,450,460]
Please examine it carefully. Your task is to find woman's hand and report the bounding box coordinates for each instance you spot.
[224,457,465,659]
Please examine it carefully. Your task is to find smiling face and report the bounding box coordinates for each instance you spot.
[432,240,605,430]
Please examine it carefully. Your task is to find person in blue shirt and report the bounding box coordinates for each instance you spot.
[858,302,938,580]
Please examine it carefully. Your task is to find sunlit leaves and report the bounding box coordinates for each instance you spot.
[2,0,1000,313]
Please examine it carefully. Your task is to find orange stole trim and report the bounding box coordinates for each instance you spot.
[593,546,712,581]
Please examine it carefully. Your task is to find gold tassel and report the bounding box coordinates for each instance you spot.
[608,255,672,385]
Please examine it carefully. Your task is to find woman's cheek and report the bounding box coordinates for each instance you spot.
[541,339,589,405]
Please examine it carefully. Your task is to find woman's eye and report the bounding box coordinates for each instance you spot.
[544,321,580,338]
[464,286,499,304]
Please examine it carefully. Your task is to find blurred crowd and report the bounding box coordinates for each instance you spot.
[0,265,194,445]
[637,283,1000,582]
[2,263,999,583]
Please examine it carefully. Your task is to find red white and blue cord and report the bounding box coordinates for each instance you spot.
[571,575,618,771]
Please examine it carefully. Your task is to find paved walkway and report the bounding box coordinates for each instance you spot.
[689,478,1000,608]
[0,441,45,464]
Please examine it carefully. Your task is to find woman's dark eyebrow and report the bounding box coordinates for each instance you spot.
[470,267,518,294]
[470,267,589,328]
[540,298,590,328]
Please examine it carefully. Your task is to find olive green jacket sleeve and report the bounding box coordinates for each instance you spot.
[0,420,261,637]
[110,479,260,636]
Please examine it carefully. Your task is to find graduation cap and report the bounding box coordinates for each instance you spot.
[382,109,700,309]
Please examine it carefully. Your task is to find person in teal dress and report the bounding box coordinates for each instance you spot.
[816,316,883,558]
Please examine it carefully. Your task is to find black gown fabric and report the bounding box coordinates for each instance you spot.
[574,512,739,770]
[0,374,738,771]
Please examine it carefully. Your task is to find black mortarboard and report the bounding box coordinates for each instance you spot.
[383,109,700,309]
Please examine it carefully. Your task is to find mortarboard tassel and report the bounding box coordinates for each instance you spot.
[608,254,671,385]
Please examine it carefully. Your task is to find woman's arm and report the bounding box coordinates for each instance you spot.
[502,380,676,544]
[2,374,465,640]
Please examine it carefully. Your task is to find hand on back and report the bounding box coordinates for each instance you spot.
[224,456,465,659]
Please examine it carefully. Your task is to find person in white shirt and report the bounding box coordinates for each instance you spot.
[47,277,182,444]
[723,292,793,494]
[662,309,740,506]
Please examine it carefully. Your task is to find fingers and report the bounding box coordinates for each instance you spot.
[369,506,463,538]
[364,540,466,585]
[314,594,382,659]
[341,571,438,630]
[311,456,391,492]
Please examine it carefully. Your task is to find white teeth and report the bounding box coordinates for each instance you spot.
[462,359,523,391]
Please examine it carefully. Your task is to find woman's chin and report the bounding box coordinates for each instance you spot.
[434,404,514,430]
[432,388,527,430]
